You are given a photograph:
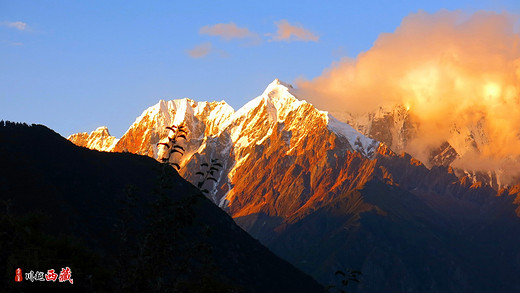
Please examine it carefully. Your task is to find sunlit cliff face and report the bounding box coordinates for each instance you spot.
[298,10,520,183]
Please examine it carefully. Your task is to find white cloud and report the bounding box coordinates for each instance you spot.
[2,21,28,31]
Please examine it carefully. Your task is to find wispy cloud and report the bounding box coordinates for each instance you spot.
[1,21,29,31]
[200,22,260,44]
[268,20,319,42]
[1,40,24,46]
[187,42,213,58]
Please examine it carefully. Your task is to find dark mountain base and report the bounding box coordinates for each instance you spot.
[234,150,520,293]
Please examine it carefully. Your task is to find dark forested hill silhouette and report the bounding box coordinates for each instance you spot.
[0,121,325,292]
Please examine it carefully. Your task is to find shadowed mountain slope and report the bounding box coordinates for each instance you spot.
[236,146,520,292]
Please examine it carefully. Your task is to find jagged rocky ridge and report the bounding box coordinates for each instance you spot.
[68,79,520,292]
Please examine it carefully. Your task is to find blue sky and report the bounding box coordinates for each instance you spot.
[1,0,519,137]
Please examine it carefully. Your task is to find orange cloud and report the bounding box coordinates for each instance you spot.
[187,42,212,58]
[297,10,520,181]
[200,22,260,44]
[269,20,319,42]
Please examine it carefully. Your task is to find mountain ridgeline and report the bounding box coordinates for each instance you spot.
[68,79,520,292]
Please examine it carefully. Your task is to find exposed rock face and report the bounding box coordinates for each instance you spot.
[67,126,118,151]
[428,141,458,166]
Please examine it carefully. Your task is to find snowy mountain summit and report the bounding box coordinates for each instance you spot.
[225,79,378,156]
[69,79,379,207]
[68,126,118,152]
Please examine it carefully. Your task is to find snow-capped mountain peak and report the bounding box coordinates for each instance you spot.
[67,125,118,152]
[262,79,305,119]
[69,79,380,206]
[262,78,297,100]
[232,79,303,123]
